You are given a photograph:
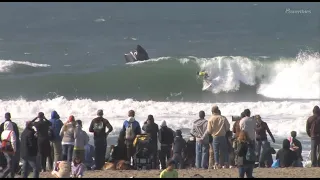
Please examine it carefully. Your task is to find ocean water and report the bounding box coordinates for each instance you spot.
[0,2,319,160]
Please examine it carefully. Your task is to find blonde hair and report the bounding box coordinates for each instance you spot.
[238,130,250,142]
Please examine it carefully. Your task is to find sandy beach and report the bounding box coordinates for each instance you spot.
[40,167,320,178]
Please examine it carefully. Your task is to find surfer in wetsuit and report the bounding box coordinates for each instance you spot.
[197,71,211,88]
[197,71,209,80]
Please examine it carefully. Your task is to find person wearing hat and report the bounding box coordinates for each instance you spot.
[20,121,39,178]
[142,115,159,169]
[60,115,76,163]
[172,129,186,169]
[0,113,20,173]
[158,120,175,170]
[89,109,113,170]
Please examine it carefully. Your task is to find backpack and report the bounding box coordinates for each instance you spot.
[245,142,256,162]
[125,122,136,140]
[1,131,14,154]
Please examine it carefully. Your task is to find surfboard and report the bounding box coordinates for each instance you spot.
[202,80,212,91]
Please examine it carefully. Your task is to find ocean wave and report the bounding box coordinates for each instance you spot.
[129,51,320,100]
[0,59,50,73]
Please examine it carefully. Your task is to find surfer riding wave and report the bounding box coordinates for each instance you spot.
[197,71,212,91]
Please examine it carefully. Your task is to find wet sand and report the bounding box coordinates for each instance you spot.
[40,167,320,178]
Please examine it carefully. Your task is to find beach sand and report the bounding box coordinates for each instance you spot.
[40,167,320,178]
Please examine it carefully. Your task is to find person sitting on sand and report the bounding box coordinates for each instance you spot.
[160,160,178,178]
[71,156,86,178]
[84,144,95,170]
[259,141,276,168]
[288,131,303,167]
[51,158,71,178]
[276,139,298,168]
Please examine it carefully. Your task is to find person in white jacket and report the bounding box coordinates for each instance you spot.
[0,121,16,178]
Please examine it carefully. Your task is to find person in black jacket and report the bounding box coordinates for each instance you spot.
[88,110,113,170]
[276,139,298,168]
[31,112,52,172]
[142,115,159,169]
[21,121,39,178]
[235,131,255,178]
[158,120,174,170]
[172,130,186,169]
[0,113,20,172]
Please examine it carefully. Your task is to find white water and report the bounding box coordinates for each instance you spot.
[0,59,50,73]
[0,96,319,160]
[127,52,320,100]
[194,52,320,99]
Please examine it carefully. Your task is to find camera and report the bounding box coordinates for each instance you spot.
[232,116,242,122]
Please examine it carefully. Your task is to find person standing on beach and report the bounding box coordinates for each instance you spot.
[254,115,275,167]
[306,105,320,167]
[31,112,52,172]
[190,110,209,169]
[60,115,76,163]
[235,131,255,178]
[0,113,20,173]
[239,109,255,146]
[74,120,89,162]
[233,112,245,139]
[89,109,113,170]
[206,105,230,169]
[158,120,175,169]
[121,110,141,164]
[20,121,39,178]
[142,115,159,169]
[48,110,63,170]
[0,121,17,178]
[172,130,186,169]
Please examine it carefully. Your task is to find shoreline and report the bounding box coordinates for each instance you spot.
[39,168,320,178]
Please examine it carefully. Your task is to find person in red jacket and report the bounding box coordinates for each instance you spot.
[254,115,275,167]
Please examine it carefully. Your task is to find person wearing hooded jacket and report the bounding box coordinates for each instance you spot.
[48,110,63,170]
[190,111,209,169]
[142,115,159,169]
[0,113,20,173]
[0,121,17,178]
[60,115,76,162]
[306,105,320,167]
[276,139,298,168]
[74,120,89,162]
[32,112,52,172]
[89,109,113,170]
[158,120,175,169]
[121,110,141,163]
[172,130,186,169]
